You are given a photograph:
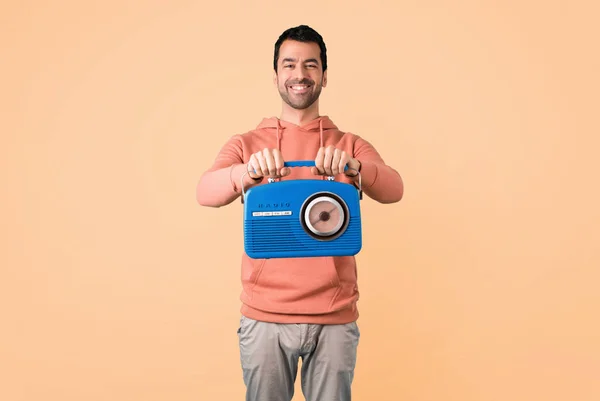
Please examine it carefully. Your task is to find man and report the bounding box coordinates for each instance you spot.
[197,25,403,401]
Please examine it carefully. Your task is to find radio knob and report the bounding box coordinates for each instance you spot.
[319,211,331,222]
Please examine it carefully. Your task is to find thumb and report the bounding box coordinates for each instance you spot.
[311,167,321,175]
[280,167,291,176]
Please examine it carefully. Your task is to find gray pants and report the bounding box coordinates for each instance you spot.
[237,316,361,401]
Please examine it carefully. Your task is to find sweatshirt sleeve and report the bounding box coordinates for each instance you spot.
[196,135,263,208]
[352,135,404,204]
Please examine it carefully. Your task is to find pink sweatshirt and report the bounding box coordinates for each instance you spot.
[197,116,403,324]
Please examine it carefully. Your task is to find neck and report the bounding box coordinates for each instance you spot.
[279,101,320,126]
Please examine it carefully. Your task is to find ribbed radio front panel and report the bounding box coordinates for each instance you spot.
[244,217,361,253]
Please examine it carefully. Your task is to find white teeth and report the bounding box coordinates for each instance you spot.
[291,85,308,90]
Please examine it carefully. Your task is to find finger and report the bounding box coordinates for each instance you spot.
[339,153,349,175]
[251,153,263,176]
[331,149,342,175]
[263,148,276,176]
[323,146,334,175]
[314,147,325,174]
[248,154,261,177]
[255,152,268,177]
[273,149,284,175]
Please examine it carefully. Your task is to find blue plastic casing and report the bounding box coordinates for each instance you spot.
[242,160,362,259]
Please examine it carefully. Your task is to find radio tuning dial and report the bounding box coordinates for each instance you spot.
[302,194,349,240]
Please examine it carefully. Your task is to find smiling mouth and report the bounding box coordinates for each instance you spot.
[288,84,311,94]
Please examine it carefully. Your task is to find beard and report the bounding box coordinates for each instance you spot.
[278,77,323,110]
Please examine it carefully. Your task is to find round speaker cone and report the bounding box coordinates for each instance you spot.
[302,194,348,239]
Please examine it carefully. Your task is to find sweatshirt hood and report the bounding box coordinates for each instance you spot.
[255,116,338,152]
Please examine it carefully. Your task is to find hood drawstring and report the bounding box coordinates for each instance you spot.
[276,119,284,180]
[276,118,281,151]
[319,118,323,148]
[319,119,324,180]
[274,117,326,180]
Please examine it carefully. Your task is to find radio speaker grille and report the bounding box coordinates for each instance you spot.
[245,218,361,253]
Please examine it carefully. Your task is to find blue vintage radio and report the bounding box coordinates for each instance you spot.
[240,160,363,259]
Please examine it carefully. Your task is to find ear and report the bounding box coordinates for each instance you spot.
[273,70,278,86]
[322,70,328,87]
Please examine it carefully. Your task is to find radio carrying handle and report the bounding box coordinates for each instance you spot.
[240,160,362,203]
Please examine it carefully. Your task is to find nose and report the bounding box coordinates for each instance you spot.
[292,65,308,80]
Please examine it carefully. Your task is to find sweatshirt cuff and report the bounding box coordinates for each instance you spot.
[356,159,378,189]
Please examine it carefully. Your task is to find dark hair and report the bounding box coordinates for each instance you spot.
[273,25,327,72]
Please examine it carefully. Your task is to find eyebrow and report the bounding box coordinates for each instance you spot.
[281,57,320,65]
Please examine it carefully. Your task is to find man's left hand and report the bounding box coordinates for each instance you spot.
[312,146,360,177]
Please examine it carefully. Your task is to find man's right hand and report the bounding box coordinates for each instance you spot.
[247,148,291,179]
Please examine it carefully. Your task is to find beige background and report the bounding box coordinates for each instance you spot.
[2,1,599,400]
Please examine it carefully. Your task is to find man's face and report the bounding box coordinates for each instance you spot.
[274,39,327,110]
